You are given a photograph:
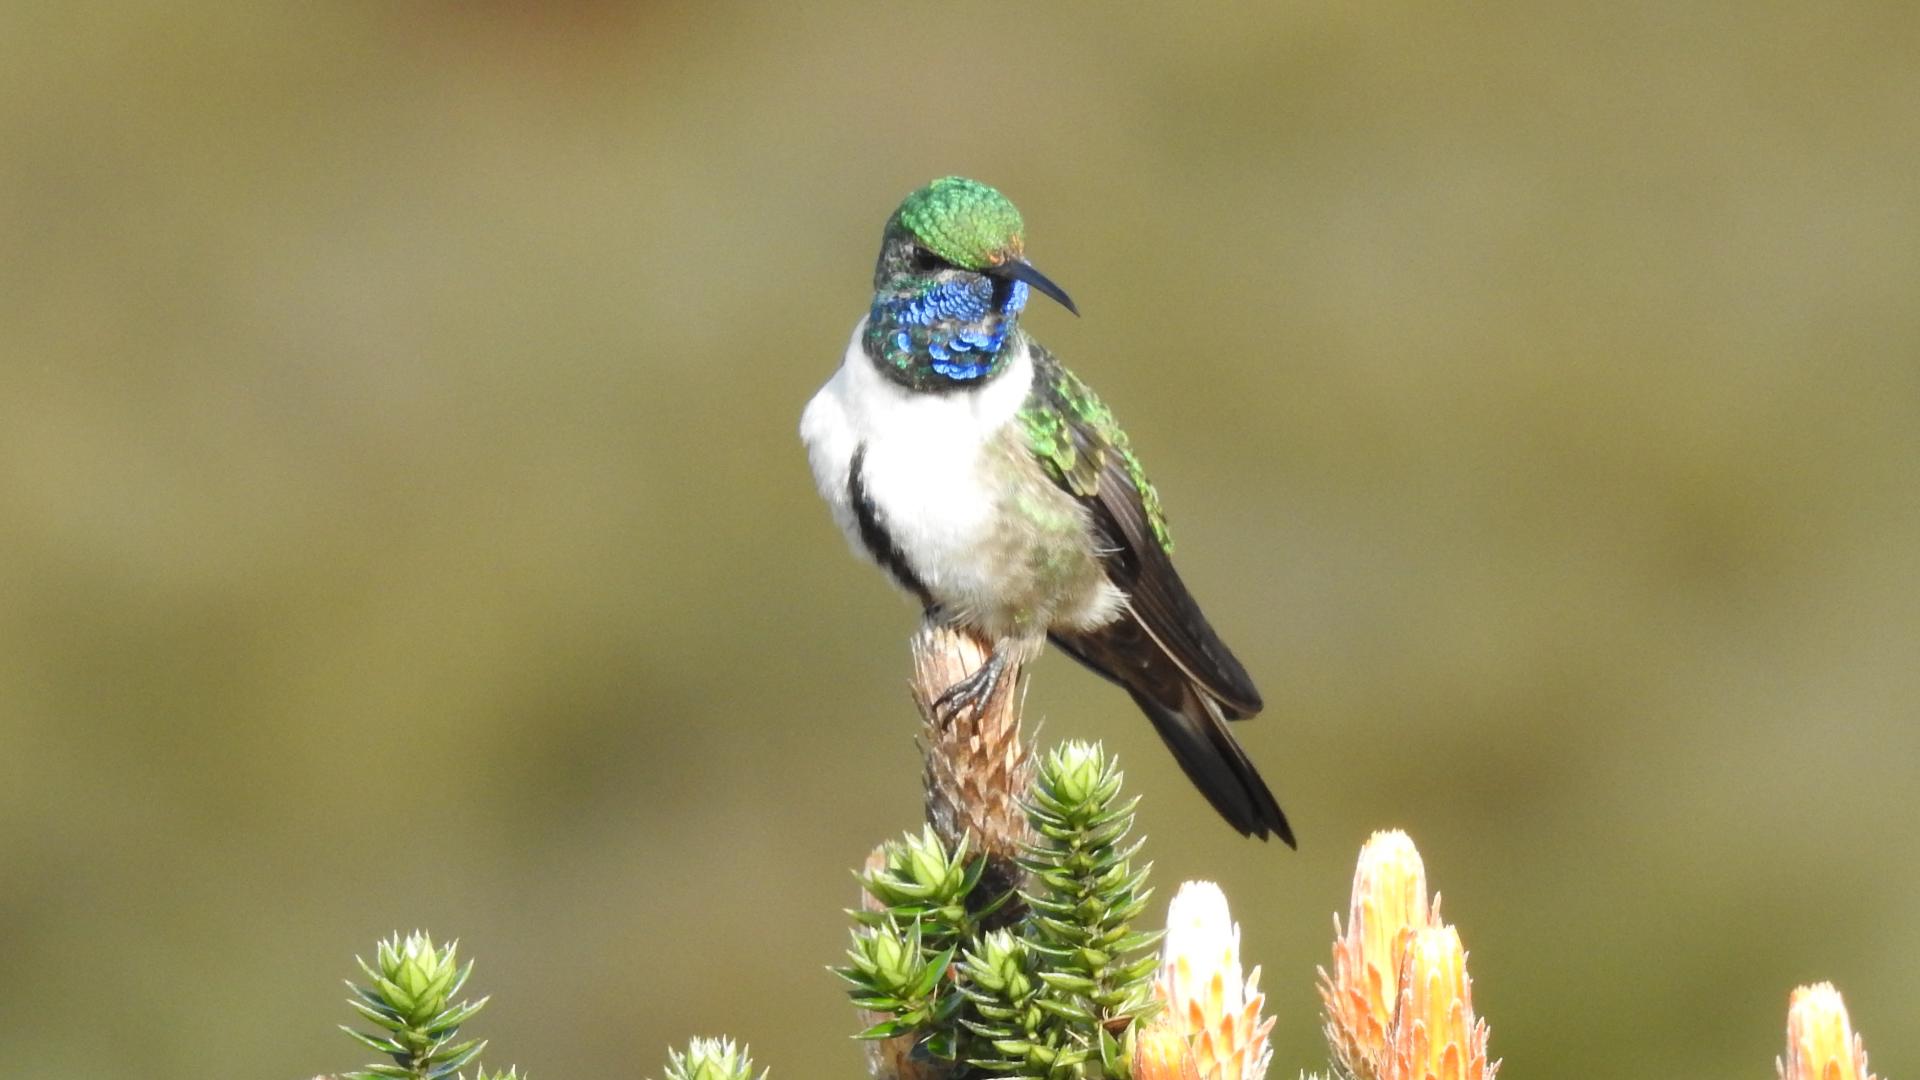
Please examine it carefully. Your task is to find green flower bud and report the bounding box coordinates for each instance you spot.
[871,933,909,987]
[906,830,955,892]
[1045,742,1105,807]
[402,937,450,1011]
[848,920,924,996]
[659,1038,764,1080]
[360,931,464,1027]
[968,931,1031,997]
[864,827,973,908]
[342,930,489,1080]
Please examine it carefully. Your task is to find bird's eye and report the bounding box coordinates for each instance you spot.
[908,245,948,274]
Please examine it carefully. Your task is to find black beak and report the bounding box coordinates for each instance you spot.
[991,259,1079,317]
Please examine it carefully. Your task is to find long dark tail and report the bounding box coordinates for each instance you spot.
[1052,617,1294,845]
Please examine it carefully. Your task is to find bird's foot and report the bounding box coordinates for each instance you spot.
[931,647,1008,723]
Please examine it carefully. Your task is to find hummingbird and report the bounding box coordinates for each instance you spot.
[801,177,1293,844]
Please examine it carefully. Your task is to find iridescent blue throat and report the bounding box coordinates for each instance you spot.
[864,277,1030,389]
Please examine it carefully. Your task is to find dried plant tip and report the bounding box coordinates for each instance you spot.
[1156,881,1274,1080]
[1778,983,1877,1080]
[1382,926,1494,1080]
[1318,831,1433,1080]
[912,620,1034,923]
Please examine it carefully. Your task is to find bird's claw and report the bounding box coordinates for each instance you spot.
[932,649,1007,723]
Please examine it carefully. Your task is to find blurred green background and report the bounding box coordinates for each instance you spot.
[3,3,1916,1077]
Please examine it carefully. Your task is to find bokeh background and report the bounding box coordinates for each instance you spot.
[3,4,1916,1077]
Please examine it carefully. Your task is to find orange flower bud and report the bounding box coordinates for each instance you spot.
[1156,881,1274,1080]
[1778,983,1877,1080]
[1318,831,1433,1079]
[1133,1011,1202,1080]
[1381,926,1494,1080]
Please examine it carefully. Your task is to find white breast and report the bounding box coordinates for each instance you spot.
[800,319,1035,610]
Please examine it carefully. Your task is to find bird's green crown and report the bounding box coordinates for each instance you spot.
[890,177,1025,270]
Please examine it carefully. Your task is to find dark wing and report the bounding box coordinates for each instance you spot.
[1021,342,1291,843]
[1019,343,1262,714]
[1086,454,1263,717]
[1051,623,1291,843]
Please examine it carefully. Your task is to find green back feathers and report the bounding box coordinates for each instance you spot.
[1020,345,1174,554]
[894,177,1024,271]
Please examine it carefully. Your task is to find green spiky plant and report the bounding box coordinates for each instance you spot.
[315,741,1162,1080]
[338,931,504,1080]
[308,622,1239,1080]
[329,935,769,1080]
[658,1038,767,1080]
[838,741,1161,1080]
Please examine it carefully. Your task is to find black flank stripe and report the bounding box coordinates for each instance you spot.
[848,444,934,609]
